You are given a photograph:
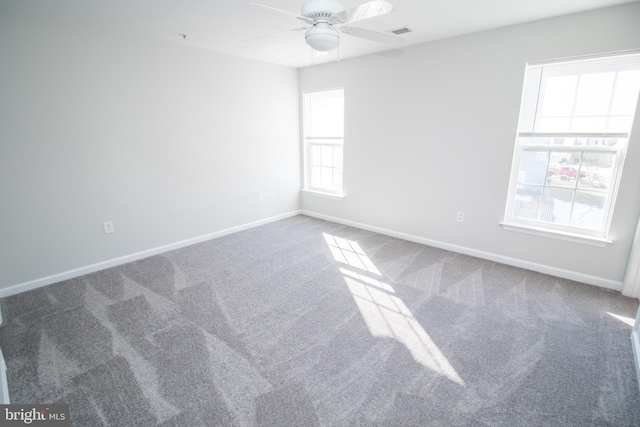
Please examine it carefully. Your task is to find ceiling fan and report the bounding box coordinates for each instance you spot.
[247,0,404,53]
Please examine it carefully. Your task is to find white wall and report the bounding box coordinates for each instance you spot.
[0,13,300,290]
[299,3,640,287]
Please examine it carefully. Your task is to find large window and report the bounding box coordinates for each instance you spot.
[504,51,640,242]
[303,88,344,196]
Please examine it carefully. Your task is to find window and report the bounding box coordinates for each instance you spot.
[303,88,344,196]
[503,51,640,242]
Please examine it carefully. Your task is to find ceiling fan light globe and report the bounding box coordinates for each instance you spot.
[305,27,339,51]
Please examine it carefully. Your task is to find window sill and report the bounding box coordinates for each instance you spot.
[301,189,345,200]
[499,222,613,247]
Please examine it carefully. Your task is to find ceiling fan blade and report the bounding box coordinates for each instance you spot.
[340,25,404,46]
[247,3,314,25]
[242,27,307,43]
[335,1,395,24]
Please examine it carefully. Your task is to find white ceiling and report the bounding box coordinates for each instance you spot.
[6,0,639,68]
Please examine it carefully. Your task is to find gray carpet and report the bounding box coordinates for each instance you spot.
[0,214,639,426]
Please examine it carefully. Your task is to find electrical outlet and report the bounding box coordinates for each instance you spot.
[456,211,465,223]
[278,189,284,199]
[258,193,264,202]
[103,221,114,234]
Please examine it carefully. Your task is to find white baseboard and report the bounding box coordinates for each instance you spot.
[633,329,640,393]
[0,346,8,404]
[300,210,623,292]
[0,211,301,299]
[0,209,623,298]
[633,306,640,393]
[0,305,7,404]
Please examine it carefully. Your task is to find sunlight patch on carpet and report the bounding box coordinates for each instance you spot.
[324,233,464,386]
[607,312,636,328]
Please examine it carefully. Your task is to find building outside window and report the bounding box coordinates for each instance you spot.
[503,51,640,242]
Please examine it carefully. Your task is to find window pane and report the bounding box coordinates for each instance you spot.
[310,166,321,187]
[574,72,615,116]
[611,70,640,116]
[545,187,573,225]
[332,168,343,191]
[578,152,615,192]
[310,145,322,166]
[537,117,572,133]
[570,191,607,230]
[608,117,633,133]
[517,151,548,185]
[321,145,333,167]
[321,167,333,189]
[305,89,344,138]
[571,117,607,133]
[333,146,343,168]
[547,151,581,188]
[549,150,581,165]
[513,185,543,220]
[541,75,577,117]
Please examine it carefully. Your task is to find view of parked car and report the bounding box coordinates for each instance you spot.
[547,166,587,179]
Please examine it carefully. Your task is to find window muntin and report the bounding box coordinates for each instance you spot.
[303,88,344,195]
[505,52,640,239]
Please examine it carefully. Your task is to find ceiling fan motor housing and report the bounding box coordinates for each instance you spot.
[301,0,343,20]
[301,0,343,52]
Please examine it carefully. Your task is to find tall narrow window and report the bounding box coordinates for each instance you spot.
[503,51,640,242]
[303,88,344,196]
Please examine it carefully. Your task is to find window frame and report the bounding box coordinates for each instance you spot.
[502,51,640,244]
[302,87,345,197]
